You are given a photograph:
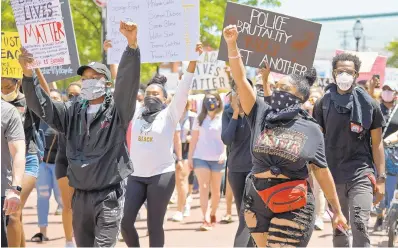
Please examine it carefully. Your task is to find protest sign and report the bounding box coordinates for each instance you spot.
[191,51,230,90]
[218,2,322,76]
[11,0,71,69]
[107,0,199,64]
[164,73,180,93]
[1,31,23,78]
[40,0,80,82]
[336,50,387,84]
[385,68,398,83]
[313,60,332,79]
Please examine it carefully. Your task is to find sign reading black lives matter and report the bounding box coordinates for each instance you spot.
[218,2,322,76]
[40,0,80,82]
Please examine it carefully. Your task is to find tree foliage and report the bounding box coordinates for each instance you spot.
[1,0,280,87]
[386,39,398,68]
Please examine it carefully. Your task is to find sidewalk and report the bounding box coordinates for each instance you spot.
[21,190,389,247]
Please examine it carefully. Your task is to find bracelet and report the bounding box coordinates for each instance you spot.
[228,49,238,53]
[228,54,242,59]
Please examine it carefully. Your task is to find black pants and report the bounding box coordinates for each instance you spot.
[228,171,254,247]
[244,175,315,247]
[121,171,175,247]
[1,197,8,247]
[72,182,125,247]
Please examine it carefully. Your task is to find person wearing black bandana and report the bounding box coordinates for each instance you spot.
[313,53,386,247]
[121,43,202,247]
[223,25,347,247]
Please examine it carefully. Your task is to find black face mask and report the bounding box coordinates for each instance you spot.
[204,98,218,111]
[270,91,302,112]
[142,96,165,123]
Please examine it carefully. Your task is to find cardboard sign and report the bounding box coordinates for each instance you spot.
[40,0,80,82]
[336,50,387,84]
[11,0,71,68]
[385,68,398,83]
[1,31,23,79]
[191,51,230,90]
[218,2,322,76]
[106,0,200,64]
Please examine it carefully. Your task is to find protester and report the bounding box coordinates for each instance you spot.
[1,77,41,247]
[31,90,64,243]
[19,21,140,247]
[188,91,226,231]
[223,24,348,247]
[374,81,398,231]
[1,100,26,248]
[171,101,196,222]
[121,43,201,247]
[221,83,254,247]
[313,53,386,247]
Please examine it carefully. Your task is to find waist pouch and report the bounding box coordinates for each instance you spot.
[252,178,307,213]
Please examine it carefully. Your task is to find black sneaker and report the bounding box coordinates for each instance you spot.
[374,217,383,231]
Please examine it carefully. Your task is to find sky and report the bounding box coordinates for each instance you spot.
[266,0,398,59]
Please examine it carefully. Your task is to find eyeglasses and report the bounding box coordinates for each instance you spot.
[68,93,79,99]
[333,69,358,77]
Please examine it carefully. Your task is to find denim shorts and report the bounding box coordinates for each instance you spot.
[193,159,224,172]
[25,154,39,178]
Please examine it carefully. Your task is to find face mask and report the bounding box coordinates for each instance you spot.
[204,97,218,111]
[144,96,164,113]
[1,89,18,102]
[270,91,302,112]
[336,72,354,91]
[381,90,395,103]
[81,78,106,101]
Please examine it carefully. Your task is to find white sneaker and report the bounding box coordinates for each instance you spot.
[171,211,184,222]
[323,212,331,222]
[186,195,193,204]
[183,204,191,217]
[65,241,75,248]
[314,217,324,230]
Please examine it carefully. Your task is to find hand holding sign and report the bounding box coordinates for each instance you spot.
[18,47,34,77]
[103,40,112,52]
[195,42,204,56]
[119,21,138,49]
[223,25,239,45]
[259,63,271,85]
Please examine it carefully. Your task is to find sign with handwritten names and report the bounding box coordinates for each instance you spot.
[218,2,322,76]
[40,0,80,82]
[1,31,23,79]
[11,0,70,69]
[106,0,199,64]
[191,51,230,90]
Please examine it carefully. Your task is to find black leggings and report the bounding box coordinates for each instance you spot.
[228,170,254,247]
[243,175,315,247]
[121,171,175,247]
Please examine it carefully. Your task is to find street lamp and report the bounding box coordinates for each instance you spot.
[353,19,363,52]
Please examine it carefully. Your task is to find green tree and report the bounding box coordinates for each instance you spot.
[386,39,398,68]
[1,0,280,87]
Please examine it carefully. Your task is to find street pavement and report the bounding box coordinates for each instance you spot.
[20,190,389,247]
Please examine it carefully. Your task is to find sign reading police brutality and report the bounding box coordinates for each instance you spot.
[1,32,23,78]
[218,2,322,76]
[192,51,230,90]
[11,0,71,68]
[107,0,199,64]
[40,0,80,82]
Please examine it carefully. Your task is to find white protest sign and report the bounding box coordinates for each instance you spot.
[164,72,180,92]
[107,0,199,64]
[11,0,70,68]
[385,68,398,83]
[183,51,230,90]
[336,50,378,73]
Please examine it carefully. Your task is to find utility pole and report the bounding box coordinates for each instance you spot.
[338,30,350,50]
[101,7,107,65]
[361,36,372,51]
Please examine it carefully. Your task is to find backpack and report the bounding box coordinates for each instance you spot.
[28,110,45,161]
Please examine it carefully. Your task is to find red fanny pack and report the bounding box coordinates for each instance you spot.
[253,179,308,213]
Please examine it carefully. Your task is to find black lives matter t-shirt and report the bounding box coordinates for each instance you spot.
[313,94,385,184]
[246,98,327,180]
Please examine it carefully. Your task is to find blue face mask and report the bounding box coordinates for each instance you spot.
[204,97,218,111]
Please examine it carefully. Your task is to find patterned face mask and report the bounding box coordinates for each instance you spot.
[270,91,302,112]
[81,78,106,101]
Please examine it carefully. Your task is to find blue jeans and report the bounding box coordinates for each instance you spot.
[25,154,39,178]
[380,174,398,211]
[36,162,62,227]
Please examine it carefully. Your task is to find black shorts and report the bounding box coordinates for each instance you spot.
[182,143,189,160]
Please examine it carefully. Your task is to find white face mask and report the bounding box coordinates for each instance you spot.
[336,72,354,91]
[81,78,106,101]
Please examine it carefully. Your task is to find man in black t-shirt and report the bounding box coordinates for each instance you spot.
[313,53,386,248]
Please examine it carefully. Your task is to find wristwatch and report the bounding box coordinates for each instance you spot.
[384,140,392,147]
[11,186,22,195]
[377,173,387,183]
